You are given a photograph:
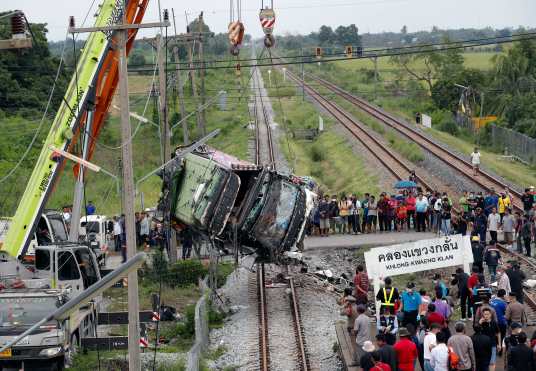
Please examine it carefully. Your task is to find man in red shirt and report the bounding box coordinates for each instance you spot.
[370,350,392,371]
[425,303,447,328]
[353,264,369,305]
[405,193,416,230]
[394,327,418,371]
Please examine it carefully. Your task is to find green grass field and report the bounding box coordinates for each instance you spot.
[333,51,499,72]
[263,69,379,197]
[2,63,252,217]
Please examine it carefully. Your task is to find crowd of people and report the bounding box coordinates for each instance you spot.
[340,259,535,371]
[309,186,536,253]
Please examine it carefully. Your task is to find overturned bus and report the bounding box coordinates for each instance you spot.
[159,147,313,259]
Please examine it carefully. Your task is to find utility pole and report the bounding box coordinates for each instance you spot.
[156,33,178,263]
[117,24,141,371]
[373,56,378,100]
[187,27,204,137]
[197,12,207,134]
[69,10,169,371]
[301,47,305,101]
[171,9,188,144]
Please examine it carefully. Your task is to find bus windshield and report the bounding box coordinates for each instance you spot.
[251,180,298,249]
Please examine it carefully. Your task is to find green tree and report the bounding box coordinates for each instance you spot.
[318,25,336,46]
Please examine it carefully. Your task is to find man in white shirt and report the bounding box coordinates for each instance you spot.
[423,322,441,371]
[471,147,481,176]
[430,331,449,371]
[112,216,122,252]
[488,207,501,243]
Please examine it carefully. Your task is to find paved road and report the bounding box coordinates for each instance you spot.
[304,231,437,250]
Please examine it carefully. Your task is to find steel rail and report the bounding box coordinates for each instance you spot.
[285,69,434,192]
[289,277,310,371]
[258,263,270,371]
[309,75,524,212]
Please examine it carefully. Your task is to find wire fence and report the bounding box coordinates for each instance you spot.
[490,124,536,164]
[186,284,210,371]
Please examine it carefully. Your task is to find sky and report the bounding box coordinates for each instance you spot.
[2,0,536,41]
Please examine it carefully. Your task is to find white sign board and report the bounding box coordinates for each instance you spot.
[422,114,432,128]
[364,234,472,279]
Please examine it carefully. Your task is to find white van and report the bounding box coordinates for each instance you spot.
[79,215,111,266]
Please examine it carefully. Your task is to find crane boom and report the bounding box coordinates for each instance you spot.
[1,0,120,260]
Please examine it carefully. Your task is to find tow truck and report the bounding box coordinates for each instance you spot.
[0,0,150,368]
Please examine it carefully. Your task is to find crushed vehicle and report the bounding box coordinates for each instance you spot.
[159,147,314,259]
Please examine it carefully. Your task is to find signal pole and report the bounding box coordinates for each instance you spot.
[171,8,188,144]
[197,12,207,135]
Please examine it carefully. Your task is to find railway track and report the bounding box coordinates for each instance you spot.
[284,68,435,192]
[256,264,311,371]
[307,74,525,212]
[252,66,276,169]
[252,64,309,370]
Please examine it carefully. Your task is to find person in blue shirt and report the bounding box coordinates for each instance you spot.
[400,282,422,328]
[483,189,498,216]
[491,289,508,349]
[433,273,448,298]
[85,201,96,215]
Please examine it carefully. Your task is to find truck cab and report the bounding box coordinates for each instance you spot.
[0,288,96,370]
[33,244,102,300]
[78,215,110,266]
[1,211,69,265]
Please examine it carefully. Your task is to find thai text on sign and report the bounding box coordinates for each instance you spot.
[364,234,473,279]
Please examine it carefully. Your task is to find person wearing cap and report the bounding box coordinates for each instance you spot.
[359,340,376,371]
[423,323,441,371]
[503,322,523,368]
[394,327,418,371]
[448,322,476,371]
[505,293,527,327]
[471,235,485,273]
[400,282,421,328]
[376,277,400,315]
[471,324,493,371]
[353,304,371,366]
[340,294,358,332]
[377,307,398,346]
[507,332,536,371]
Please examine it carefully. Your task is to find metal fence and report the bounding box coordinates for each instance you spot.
[490,124,536,164]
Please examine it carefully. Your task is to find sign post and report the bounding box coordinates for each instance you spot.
[364,235,472,318]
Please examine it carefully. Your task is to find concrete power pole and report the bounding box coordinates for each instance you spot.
[171,9,188,144]
[156,34,178,263]
[187,28,204,137]
[117,27,141,371]
[69,10,169,369]
[197,13,207,134]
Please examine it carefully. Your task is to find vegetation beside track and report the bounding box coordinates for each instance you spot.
[261,68,379,196]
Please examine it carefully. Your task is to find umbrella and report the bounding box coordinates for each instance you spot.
[394,180,417,189]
